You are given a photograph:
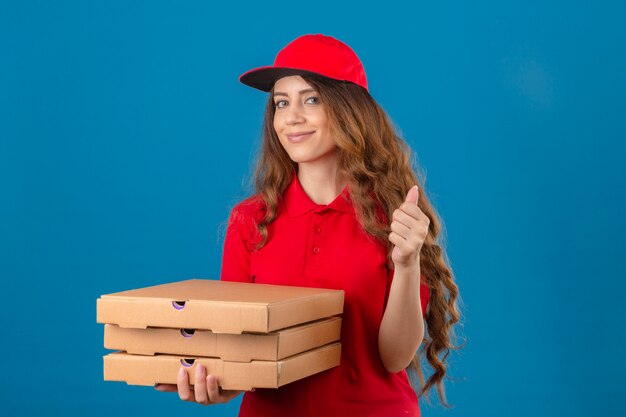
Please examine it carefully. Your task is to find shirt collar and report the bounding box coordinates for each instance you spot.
[284,172,355,217]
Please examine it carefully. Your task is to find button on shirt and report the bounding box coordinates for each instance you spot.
[221,174,431,417]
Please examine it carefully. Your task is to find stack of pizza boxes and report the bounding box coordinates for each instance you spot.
[96,279,344,391]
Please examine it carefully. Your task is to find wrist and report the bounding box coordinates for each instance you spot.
[394,255,420,275]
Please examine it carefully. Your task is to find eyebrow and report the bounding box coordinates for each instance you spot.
[273,88,317,97]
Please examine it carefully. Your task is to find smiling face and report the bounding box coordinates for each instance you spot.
[272,75,338,168]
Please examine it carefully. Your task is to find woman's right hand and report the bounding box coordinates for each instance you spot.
[154,363,244,405]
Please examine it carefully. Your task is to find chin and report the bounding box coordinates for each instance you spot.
[287,155,311,164]
[285,150,312,163]
[290,148,339,163]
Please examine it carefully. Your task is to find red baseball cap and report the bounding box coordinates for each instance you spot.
[239,34,368,92]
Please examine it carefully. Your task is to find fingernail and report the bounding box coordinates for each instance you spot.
[208,375,215,385]
[197,363,204,373]
[178,367,186,379]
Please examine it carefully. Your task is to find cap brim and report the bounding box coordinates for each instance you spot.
[239,66,332,92]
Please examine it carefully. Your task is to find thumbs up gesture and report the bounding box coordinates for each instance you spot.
[388,185,430,270]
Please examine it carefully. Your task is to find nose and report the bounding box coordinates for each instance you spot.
[285,101,305,125]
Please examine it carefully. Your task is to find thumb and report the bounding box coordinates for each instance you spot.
[405,185,419,205]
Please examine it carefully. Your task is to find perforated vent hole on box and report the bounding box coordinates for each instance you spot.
[180,329,195,338]
[172,300,186,310]
[180,358,195,367]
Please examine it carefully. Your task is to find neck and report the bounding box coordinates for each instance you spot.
[297,157,347,205]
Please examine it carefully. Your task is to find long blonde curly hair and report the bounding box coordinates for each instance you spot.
[242,74,463,407]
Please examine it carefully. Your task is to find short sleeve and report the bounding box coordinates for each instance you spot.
[419,274,430,317]
[220,203,256,283]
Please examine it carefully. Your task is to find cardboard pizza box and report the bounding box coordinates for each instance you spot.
[97,279,344,334]
[103,342,341,391]
[103,316,342,362]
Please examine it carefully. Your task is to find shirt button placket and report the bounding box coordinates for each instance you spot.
[312,212,323,257]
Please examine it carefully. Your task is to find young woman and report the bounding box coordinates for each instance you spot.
[156,33,461,417]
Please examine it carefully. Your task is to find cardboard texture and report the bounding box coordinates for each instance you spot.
[98,279,345,390]
[104,316,342,362]
[97,279,345,334]
[104,342,342,391]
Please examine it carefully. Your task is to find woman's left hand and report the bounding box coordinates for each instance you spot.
[388,185,430,270]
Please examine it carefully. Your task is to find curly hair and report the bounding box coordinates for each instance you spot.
[245,74,463,407]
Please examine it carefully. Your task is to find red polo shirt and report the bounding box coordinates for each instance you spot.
[220,174,430,417]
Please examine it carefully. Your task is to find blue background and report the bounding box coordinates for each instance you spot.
[1,1,625,416]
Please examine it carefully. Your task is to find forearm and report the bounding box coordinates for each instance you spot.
[378,261,425,373]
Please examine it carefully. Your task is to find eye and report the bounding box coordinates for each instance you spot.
[305,96,319,104]
[274,100,287,109]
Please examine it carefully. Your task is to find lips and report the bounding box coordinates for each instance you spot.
[287,131,315,143]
